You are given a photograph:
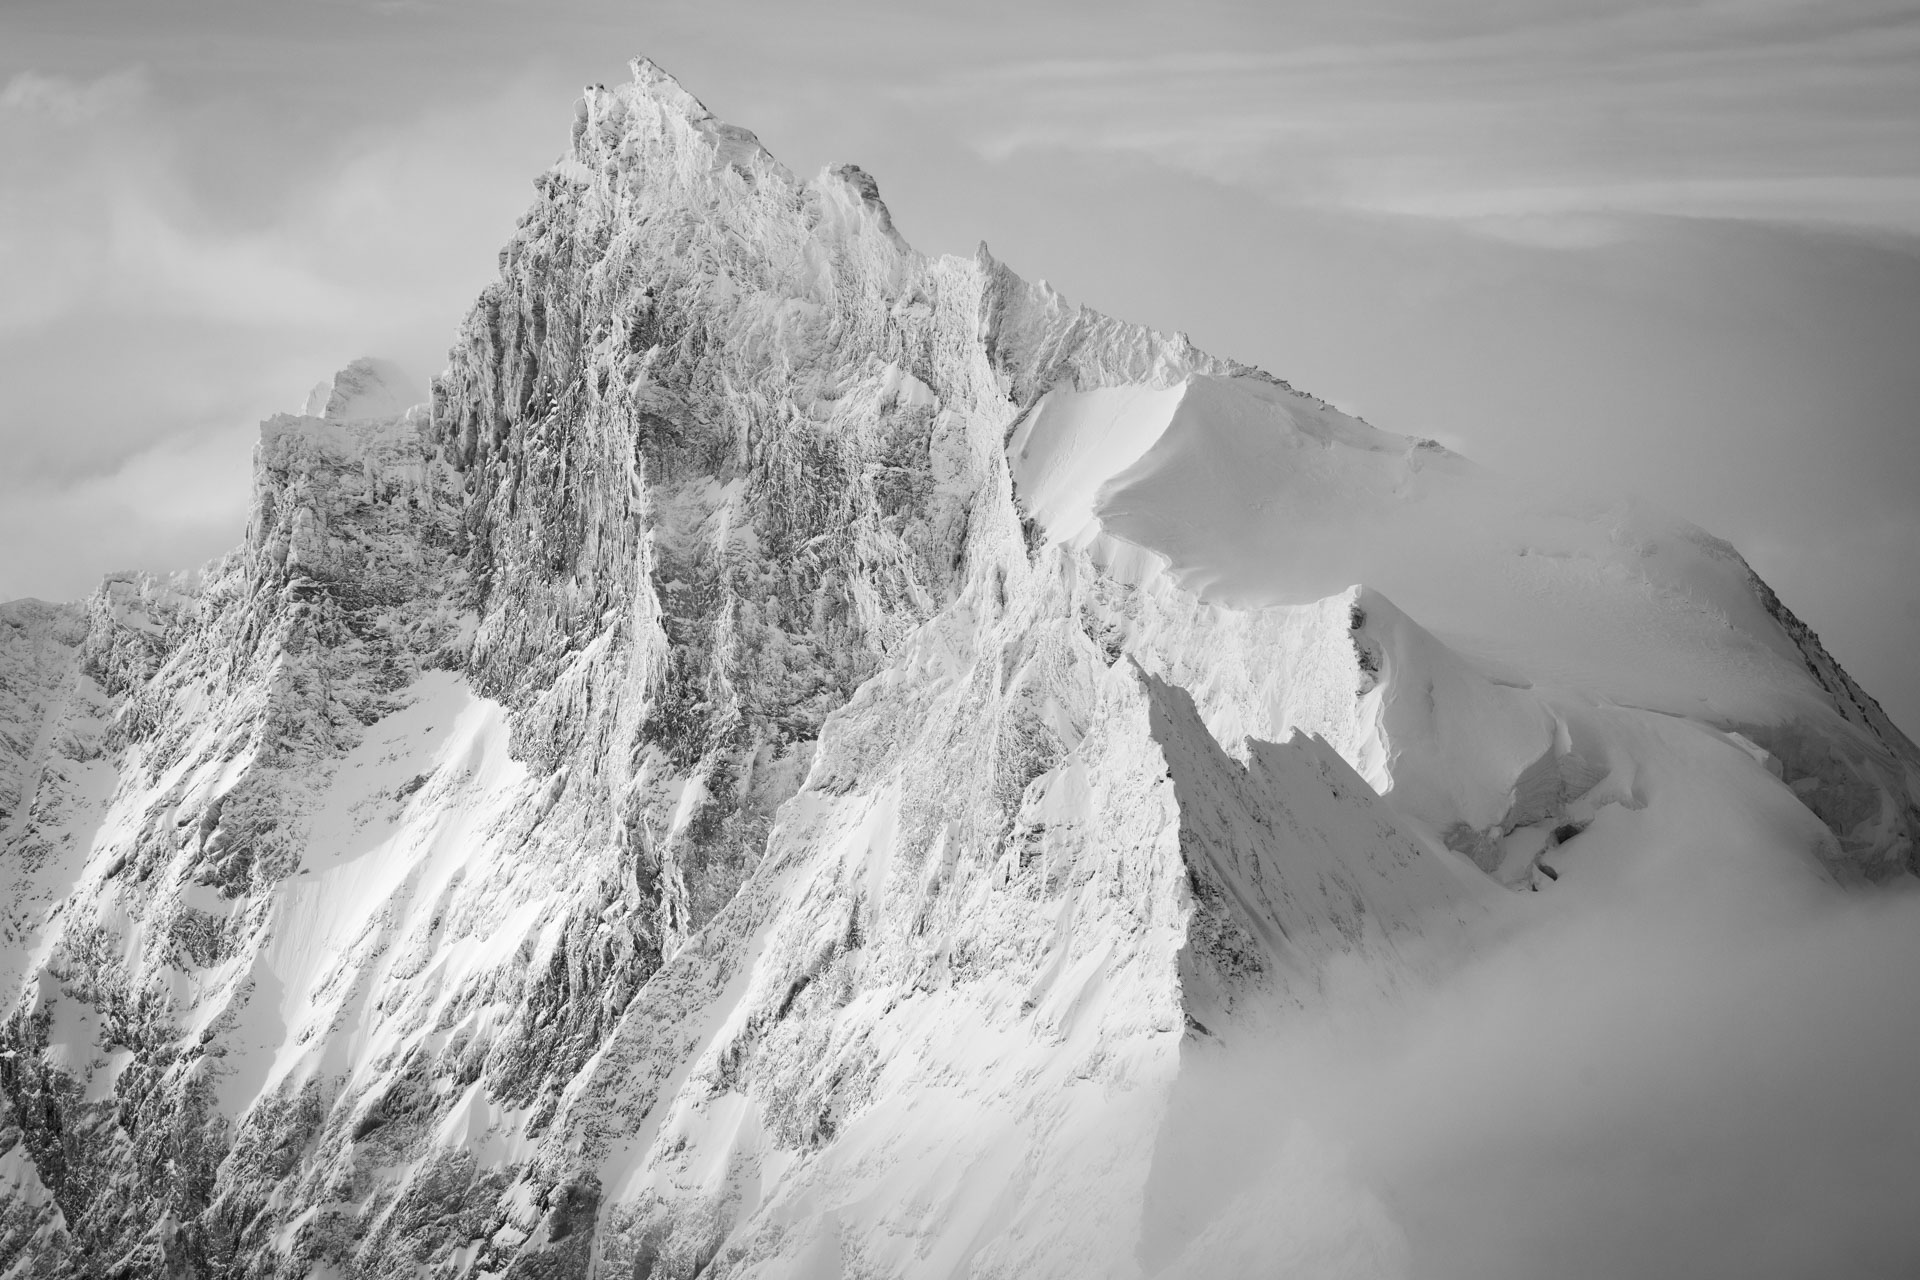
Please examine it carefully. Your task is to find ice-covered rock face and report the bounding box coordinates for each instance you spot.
[1,56,1916,1280]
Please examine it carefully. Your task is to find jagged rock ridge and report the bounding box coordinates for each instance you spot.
[1,58,1915,1280]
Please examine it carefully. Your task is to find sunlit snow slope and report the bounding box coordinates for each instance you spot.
[1,57,1915,1280]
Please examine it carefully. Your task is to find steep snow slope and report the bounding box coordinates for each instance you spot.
[0,58,1915,1280]
[1013,371,1919,875]
[1011,374,1800,713]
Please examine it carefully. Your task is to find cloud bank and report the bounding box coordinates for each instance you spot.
[1151,848,1920,1279]
[906,1,1920,231]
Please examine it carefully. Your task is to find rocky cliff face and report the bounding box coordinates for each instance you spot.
[2,59,1916,1280]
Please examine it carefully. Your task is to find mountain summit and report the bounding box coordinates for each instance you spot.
[2,59,1915,1279]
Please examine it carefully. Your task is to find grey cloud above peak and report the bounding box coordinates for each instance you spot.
[909,0,1920,230]
[0,66,148,124]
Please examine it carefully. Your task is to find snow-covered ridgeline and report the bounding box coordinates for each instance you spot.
[0,367,469,1276]
[0,55,1913,1280]
[1010,370,1919,876]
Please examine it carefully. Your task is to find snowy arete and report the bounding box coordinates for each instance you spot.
[2,60,1915,1280]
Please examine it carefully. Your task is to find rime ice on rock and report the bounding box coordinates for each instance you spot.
[1,57,1916,1280]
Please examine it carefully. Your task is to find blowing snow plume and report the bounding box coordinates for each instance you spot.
[1,57,1917,1280]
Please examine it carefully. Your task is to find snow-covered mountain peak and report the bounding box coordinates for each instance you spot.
[567,57,790,194]
[2,58,1916,1280]
[623,56,726,126]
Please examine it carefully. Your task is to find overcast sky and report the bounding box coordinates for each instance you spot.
[1,0,1917,734]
